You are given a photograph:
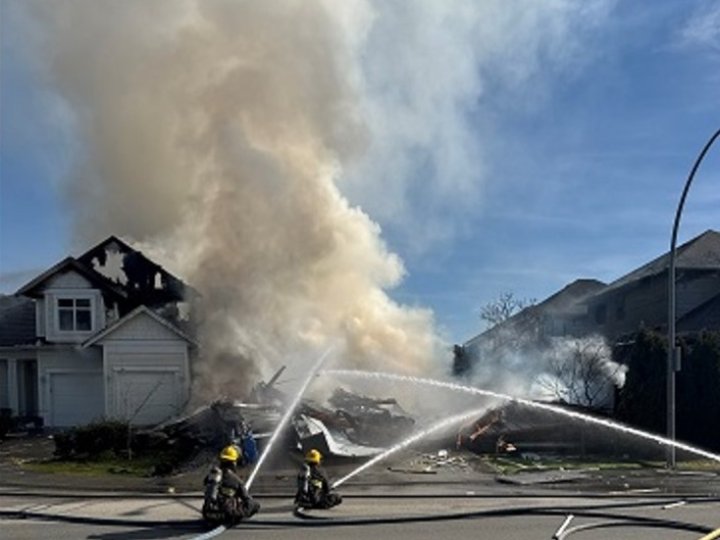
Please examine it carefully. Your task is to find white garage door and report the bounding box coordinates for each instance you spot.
[113,369,179,426]
[49,372,104,427]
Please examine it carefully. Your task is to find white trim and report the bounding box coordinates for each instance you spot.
[102,344,109,418]
[52,291,97,334]
[112,366,180,373]
[104,342,188,353]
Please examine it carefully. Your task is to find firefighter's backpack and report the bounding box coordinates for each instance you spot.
[202,466,224,523]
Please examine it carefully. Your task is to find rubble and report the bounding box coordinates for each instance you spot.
[327,387,415,447]
[143,371,416,473]
[293,414,384,458]
[388,449,472,474]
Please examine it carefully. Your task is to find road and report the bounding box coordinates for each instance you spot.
[2,492,718,539]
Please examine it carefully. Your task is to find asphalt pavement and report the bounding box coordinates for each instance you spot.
[2,434,720,537]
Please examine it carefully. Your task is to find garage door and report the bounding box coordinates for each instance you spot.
[49,372,104,427]
[113,369,179,426]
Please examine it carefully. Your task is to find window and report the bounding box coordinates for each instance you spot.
[58,298,92,331]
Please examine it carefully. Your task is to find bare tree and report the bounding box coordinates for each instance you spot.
[480,292,535,329]
[541,336,624,408]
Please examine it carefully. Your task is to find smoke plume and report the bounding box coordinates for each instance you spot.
[13,0,613,399]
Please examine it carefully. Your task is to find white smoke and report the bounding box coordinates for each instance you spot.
[11,0,614,399]
[533,335,626,407]
[468,329,625,409]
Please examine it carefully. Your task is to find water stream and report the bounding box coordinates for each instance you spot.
[333,405,489,488]
[326,369,720,487]
[245,346,333,489]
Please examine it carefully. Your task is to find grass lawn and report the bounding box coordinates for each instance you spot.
[23,454,167,477]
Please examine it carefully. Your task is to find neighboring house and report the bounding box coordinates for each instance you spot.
[456,278,606,376]
[457,229,720,376]
[0,236,196,428]
[575,230,720,341]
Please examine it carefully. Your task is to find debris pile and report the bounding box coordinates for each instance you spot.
[328,388,415,447]
[144,367,416,472]
[389,449,472,474]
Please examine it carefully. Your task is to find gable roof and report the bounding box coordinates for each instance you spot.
[604,230,720,292]
[532,278,607,313]
[81,305,197,348]
[0,295,36,347]
[15,257,128,300]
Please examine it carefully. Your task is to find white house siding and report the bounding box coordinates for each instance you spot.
[100,312,190,426]
[37,347,104,427]
[103,312,181,342]
[46,271,93,289]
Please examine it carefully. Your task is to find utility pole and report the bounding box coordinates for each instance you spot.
[667,127,720,468]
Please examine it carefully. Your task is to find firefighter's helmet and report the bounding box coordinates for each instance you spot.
[220,445,240,463]
[305,448,322,464]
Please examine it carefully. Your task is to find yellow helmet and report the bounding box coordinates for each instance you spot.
[220,445,240,462]
[305,448,322,464]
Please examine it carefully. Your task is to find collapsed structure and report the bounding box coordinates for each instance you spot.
[155,367,415,466]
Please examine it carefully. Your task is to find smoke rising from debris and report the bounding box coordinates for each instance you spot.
[16,0,613,400]
[468,329,625,409]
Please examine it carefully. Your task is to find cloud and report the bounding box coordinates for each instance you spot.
[678,1,720,54]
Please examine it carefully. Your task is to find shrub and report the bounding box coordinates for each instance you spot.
[53,420,131,458]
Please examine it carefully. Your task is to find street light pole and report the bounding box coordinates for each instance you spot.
[667,127,720,469]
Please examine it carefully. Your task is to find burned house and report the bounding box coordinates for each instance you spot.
[0,236,196,428]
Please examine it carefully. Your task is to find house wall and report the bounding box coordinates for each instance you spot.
[676,272,720,318]
[99,312,190,426]
[103,311,181,342]
[581,271,720,339]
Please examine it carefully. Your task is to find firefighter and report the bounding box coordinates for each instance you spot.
[295,448,342,509]
[202,445,260,526]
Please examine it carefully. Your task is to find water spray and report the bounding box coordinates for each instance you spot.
[245,346,333,489]
[324,369,720,478]
[332,404,490,488]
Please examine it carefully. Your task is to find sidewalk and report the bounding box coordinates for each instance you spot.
[6,489,707,528]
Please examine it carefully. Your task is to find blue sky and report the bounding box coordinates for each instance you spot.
[1,0,719,348]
